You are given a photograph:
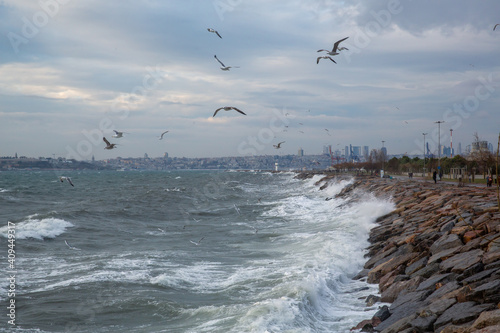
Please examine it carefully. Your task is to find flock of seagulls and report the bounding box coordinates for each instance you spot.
[56,29,349,186]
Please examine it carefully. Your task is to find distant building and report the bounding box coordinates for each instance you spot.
[471,141,488,153]
[164,152,169,158]
[352,146,361,160]
[381,147,387,160]
[458,142,462,155]
[363,146,369,159]
[298,148,304,156]
[144,153,149,159]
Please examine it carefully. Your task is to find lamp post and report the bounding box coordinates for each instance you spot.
[422,133,428,177]
[450,128,453,158]
[381,140,385,177]
[435,121,445,176]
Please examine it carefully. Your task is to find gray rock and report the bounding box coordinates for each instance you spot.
[439,249,483,273]
[430,234,463,254]
[375,300,424,332]
[461,268,496,285]
[373,305,391,322]
[416,273,455,292]
[410,262,440,279]
[470,280,500,304]
[366,294,380,306]
[390,290,432,310]
[411,314,437,331]
[433,302,495,331]
[426,281,460,303]
[405,256,428,276]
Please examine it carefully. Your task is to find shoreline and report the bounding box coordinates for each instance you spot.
[299,173,500,333]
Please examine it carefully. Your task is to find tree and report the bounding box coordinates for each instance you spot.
[469,132,495,178]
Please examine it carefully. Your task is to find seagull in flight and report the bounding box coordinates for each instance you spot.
[214,55,239,71]
[317,37,349,56]
[103,137,118,149]
[64,240,80,250]
[190,237,205,246]
[59,176,74,187]
[213,106,246,117]
[112,130,127,138]
[158,130,169,140]
[273,141,285,149]
[207,28,222,38]
[494,24,500,31]
[317,56,337,64]
[234,204,241,215]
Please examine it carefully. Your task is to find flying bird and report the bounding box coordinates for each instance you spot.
[103,137,118,149]
[59,176,74,187]
[213,106,246,117]
[317,56,337,64]
[214,55,239,71]
[317,37,349,55]
[64,240,80,250]
[494,24,500,31]
[112,130,127,138]
[158,130,169,140]
[190,237,205,246]
[273,141,285,149]
[207,28,222,38]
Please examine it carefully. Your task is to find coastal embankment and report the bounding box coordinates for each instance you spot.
[297,173,500,333]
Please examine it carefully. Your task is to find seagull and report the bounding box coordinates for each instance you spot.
[494,24,500,31]
[234,204,241,215]
[213,106,246,117]
[207,28,222,38]
[273,141,285,149]
[103,137,118,149]
[190,237,204,246]
[64,240,80,250]
[317,56,337,64]
[59,176,74,187]
[317,37,349,55]
[112,130,127,138]
[158,130,169,140]
[214,55,239,71]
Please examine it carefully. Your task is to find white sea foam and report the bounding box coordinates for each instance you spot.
[0,217,73,240]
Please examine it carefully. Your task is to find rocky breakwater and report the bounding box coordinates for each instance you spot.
[304,174,500,333]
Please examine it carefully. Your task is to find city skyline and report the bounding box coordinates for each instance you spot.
[1,1,499,160]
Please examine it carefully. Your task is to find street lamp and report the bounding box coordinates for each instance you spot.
[422,133,428,177]
[381,140,385,177]
[435,121,445,176]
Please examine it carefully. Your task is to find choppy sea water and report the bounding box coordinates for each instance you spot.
[0,170,394,333]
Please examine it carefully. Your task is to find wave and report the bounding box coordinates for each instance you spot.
[1,217,73,240]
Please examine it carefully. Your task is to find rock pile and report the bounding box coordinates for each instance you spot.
[311,174,500,333]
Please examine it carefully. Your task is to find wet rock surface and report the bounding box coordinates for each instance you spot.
[302,174,500,333]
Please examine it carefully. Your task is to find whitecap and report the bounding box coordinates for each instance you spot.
[0,217,73,240]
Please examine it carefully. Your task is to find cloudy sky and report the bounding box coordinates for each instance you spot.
[1,0,499,160]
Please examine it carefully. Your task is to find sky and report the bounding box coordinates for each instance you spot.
[1,0,499,160]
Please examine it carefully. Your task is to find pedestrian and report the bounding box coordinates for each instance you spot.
[433,170,437,184]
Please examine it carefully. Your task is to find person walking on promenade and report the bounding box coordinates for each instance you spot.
[433,170,437,184]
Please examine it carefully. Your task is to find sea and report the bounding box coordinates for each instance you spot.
[0,170,395,333]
